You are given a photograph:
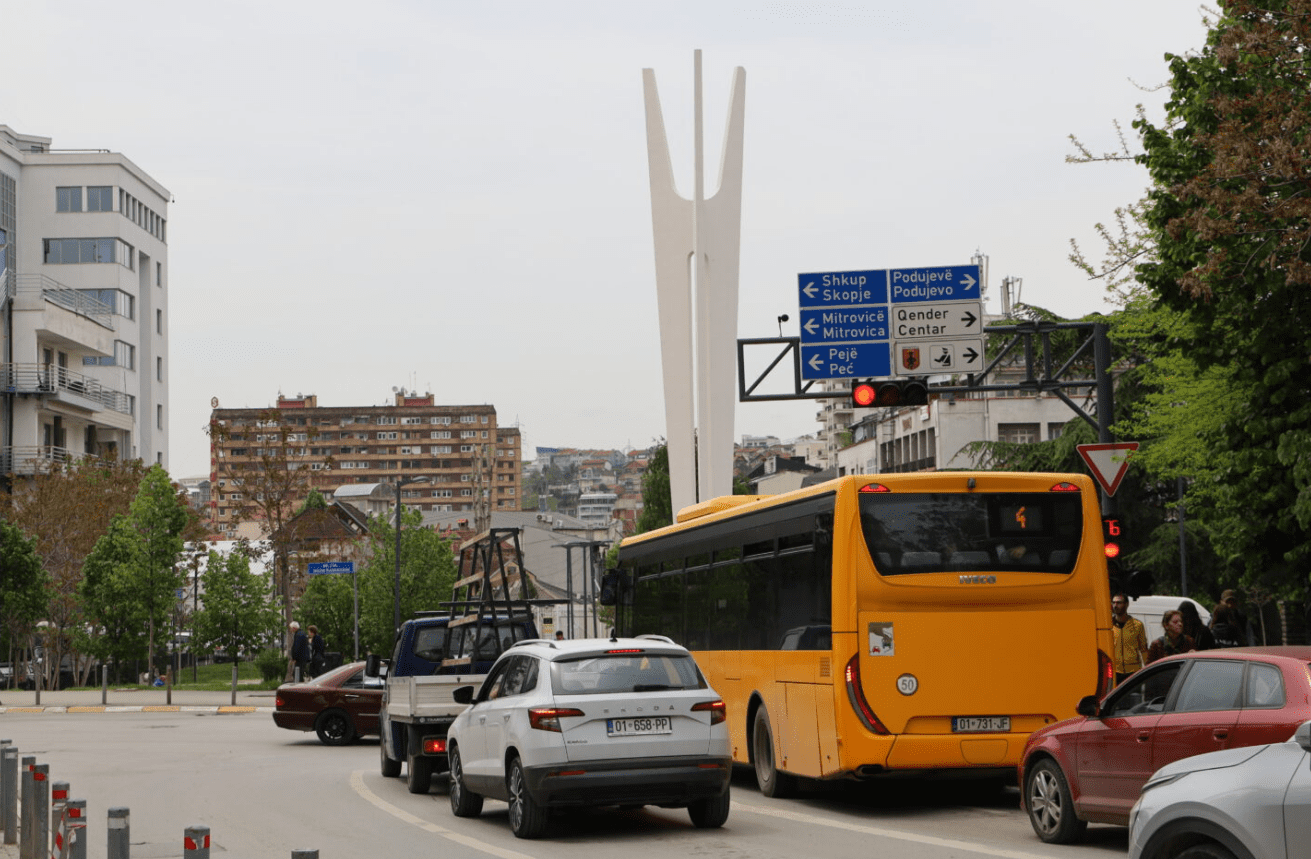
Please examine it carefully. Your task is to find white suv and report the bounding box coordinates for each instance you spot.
[446,635,731,839]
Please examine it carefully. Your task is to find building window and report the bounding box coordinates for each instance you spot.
[87,186,113,212]
[79,289,134,319]
[997,423,1040,445]
[156,309,162,333]
[156,261,162,286]
[376,416,396,425]
[156,404,163,429]
[82,340,135,369]
[460,445,474,453]
[156,356,163,381]
[43,237,133,268]
[1048,423,1067,441]
[56,187,82,212]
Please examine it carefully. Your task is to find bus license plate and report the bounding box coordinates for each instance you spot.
[607,717,672,737]
[952,716,1010,733]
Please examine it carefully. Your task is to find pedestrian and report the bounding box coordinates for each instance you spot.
[289,621,310,681]
[308,625,327,677]
[1218,589,1256,645]
[1178,601,1215,650]
[1147,609,1195,663]
[1111,593,1149,685]
[1209,603,1244,648]
[554,630,565,641]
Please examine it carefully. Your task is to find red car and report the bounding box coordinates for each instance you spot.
[1019,646,1311,844]
[273,662,384,746]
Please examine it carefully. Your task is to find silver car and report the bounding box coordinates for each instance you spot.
[1129,719,1311,859]
[445,635,732,839]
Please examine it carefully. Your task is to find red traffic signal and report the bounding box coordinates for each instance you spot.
[851,380,930,408]
[1102,516,1122,558]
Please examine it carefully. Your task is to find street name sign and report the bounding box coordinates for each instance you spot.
[798,264,983,381]
[307,561,355,576]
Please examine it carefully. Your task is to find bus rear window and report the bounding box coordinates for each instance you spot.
[859,492,1084,576]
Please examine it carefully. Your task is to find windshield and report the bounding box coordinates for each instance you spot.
[551,653,708,695]
[859,491,1084,576]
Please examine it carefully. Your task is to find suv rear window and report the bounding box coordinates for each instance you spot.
[859,491,1084,576]
[551,653,707,695]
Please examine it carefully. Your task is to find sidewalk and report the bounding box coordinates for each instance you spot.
[0,685,275,713]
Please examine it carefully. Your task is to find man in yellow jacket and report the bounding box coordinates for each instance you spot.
[1111,593,1148,685]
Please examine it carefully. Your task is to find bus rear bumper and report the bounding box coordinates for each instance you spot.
[880,734,1019,771]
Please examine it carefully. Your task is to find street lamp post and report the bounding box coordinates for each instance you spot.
[394,476,431,636]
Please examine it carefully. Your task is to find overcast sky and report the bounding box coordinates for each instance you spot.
[4,1,1209,478]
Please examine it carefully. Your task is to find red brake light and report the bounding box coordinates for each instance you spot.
[528,707,584,732]
[1097,650,1114,697]
[691,699,726,725]
[423,737,447,754]
[604,649,644,654]
[1050,482,1080,492]
[844,655,890,735]
[275,696,284,708]
[859,483,891,493]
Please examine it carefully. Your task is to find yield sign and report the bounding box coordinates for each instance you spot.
[1077,443,1140,496]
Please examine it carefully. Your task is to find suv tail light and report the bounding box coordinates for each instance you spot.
[692,699,726,725]
[528,707,584,732]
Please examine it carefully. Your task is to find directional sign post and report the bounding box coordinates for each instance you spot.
[798,264,982,382]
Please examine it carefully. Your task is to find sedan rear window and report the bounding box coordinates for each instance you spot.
[551,653,707,695]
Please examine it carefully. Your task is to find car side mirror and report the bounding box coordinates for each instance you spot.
[453,685,475,705]
[598,569,623,606]
[1294,719,1311,753]
[364,654,386,678]
[1076,695,1101,718]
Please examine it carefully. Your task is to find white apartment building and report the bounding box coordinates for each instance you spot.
[0,125,170,476]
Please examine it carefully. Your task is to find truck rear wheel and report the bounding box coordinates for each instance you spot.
[407,750,434,794]
[380,727,402,778]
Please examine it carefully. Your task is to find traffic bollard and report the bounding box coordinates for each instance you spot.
[32,764,48,859]
[2,748,17,844]
[182,824,209,859]
[107,808,128,859]
[290,852,319,858]
[62,800,85,859]
[51,780,68,859]
[20,755,34,859]
[0,739,9,831]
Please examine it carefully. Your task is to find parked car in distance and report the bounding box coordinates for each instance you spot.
[273,662,384,746]
[1019,646,1311,844]
[1129,719,1311,859]
[445,635,732,839]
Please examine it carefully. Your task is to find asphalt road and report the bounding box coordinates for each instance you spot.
[0,708,1133,859]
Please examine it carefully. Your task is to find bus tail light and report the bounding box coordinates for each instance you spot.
[1049,482,1081,492]
[844,656,890,735]
[1097,649,1113,697]
[859,483,892,493]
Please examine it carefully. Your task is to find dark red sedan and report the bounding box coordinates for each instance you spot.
[1019,646,1311,844]
[273,662,383,746]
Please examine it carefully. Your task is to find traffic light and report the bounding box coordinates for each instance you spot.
[1101,515,1123,559]
[851,379,930,408]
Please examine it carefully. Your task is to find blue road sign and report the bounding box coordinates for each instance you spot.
[797,264,981,380]
[798,270,888,309]
[308,561,355,575]
[887,265,981,304]
[801,342,892,380]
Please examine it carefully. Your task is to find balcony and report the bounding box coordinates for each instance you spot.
[1,363,133,414]
[0,445,80,476]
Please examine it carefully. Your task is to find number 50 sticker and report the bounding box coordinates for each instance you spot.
[896,673,918,696]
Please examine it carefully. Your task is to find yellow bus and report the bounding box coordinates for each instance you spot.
[609,472,1114,795]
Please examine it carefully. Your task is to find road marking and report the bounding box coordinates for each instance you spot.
[350,771,537,859]
[731,799,1054,859]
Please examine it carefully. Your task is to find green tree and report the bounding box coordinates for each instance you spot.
[635,443,672,534]
[192,544,281,702]
[79,516,150,680]
[297,570,358,662]
[0,519,48,671]
[125,465,190,680]
[354,510,457,656]
[1135,0,1311,597]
